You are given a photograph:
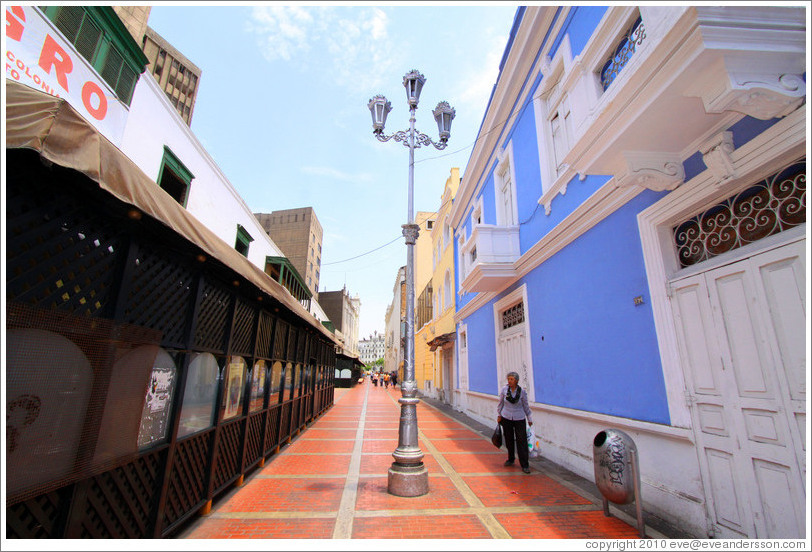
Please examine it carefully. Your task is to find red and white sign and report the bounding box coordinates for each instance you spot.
[5,5,129,143]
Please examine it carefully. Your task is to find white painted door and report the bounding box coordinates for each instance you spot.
[497,323,532,399]
[670,240,806,538]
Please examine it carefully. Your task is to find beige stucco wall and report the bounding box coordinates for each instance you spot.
[415,169,459,396]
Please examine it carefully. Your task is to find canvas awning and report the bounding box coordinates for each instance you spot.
[4,80,338,343]
[427,332,456,351]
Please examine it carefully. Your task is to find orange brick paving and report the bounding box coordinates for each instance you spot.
[177,381,650,541]
[265,453,351,475]
[443,451,520,474]
[215,477,344,512]
[183,518,336,539]
[496,511,638,539]
[355,477,469,511]
[352,514,492,538]
[462,474,594,507]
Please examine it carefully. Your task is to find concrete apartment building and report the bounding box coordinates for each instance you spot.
[319,287,361,357]
[111,6,201,126]
[254,208,323,298]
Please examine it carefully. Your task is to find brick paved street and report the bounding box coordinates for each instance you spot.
[177,380,666,543]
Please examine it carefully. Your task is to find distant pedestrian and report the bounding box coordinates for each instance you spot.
[496,371,533,474]
[390,371,397,388]
[372,373,378,387]
[384,373,390,388]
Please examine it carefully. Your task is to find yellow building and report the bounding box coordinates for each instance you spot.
[415,168,460,404]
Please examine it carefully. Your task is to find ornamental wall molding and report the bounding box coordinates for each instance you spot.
[616,152,685,191]
[697,70,805,120]
[700,131,736,184]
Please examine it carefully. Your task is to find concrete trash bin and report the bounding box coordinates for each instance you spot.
[593,429,645,537]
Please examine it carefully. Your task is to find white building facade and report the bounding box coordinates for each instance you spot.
[359,332,386,365]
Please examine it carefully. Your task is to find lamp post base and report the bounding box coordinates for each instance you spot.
[387,462,429,497]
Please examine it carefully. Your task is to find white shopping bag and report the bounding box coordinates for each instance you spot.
[527,425,540,458]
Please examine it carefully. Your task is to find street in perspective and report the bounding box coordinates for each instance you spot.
[3,3,808,548]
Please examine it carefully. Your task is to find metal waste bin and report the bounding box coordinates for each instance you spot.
[593,429,645,537]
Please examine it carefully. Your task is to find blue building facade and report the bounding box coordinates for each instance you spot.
[449,6,806,538]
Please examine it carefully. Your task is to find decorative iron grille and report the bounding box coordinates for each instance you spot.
[600,15,645,91]
[501,301,525,330]
[673,161,806,268]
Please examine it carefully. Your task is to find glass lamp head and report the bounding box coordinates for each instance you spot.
[403,70,426,108]
[368,95,391,133]
[432,101,456,142]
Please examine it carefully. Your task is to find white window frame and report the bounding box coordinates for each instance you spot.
[470,195,484,228]
[494,141,519,226]
[492,284,534,402]
[533,35,576,197]
[456,228,468,282]
[457,322,469,391]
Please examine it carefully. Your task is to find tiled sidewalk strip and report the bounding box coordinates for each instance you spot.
[179,382,644,539]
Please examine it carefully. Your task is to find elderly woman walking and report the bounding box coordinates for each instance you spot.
[496,371,533,473]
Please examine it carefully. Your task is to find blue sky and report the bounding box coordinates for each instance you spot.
[147,3,519,338]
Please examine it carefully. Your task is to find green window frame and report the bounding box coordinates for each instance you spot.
[39,6,148,105]
[157,146,194,207]
[235,225,254,257]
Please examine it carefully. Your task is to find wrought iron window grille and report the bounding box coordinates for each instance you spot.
[600,16,646,91]
[673,160,806,268]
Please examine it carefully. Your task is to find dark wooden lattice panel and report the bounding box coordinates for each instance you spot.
[279,402,291,442]
[5,172,124,318]
[296,331,308,362]
[255,311,275,359]
[72,450,163,538]
[289,398,301,432]
[264,405,281,452]
[230,299,256,357]
[121,247,195,348]
[193,280,232,352]
[243,412,264,468]
[287,327,298,360]
[211,421,243,492]
[162,431,212,528]
[5,487,72,538]
[272,320,288,359]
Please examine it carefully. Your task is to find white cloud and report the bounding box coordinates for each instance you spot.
[246,6,393,92]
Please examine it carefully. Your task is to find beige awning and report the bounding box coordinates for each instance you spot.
[5,80,337,343]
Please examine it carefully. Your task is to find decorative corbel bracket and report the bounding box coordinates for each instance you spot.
[616,152,685,192]
[709,72,804,120]
[700,131,736,184]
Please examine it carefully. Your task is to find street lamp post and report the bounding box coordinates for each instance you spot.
[368,70,455,497]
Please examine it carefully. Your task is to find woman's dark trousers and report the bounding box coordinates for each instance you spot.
[501,418,529,469]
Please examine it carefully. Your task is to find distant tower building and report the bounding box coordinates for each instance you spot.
[111,6,151,45]
[254,208,323,298]
[109,6,201,126]
[359,332,386,365]
[141,27,202,125]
